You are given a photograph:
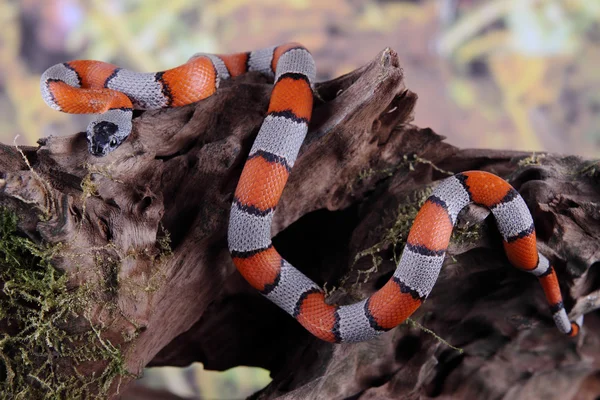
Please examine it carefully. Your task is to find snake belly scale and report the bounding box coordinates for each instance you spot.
[40,43,582,343]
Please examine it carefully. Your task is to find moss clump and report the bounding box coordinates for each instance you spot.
[451,219,483,246]
[350,188,432,286]
[0,208,131,399]
[517,152,546,167]
[357,154,454,183]
[577,159,600,178]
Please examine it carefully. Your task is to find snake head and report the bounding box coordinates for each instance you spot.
[86,109,133,157]
[87,121,121,156]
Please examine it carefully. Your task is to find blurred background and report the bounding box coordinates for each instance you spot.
[1,0,598,398]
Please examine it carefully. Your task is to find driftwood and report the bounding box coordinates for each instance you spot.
[0,48,599,399]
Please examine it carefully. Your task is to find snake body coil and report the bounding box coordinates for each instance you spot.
[41,43,582,342]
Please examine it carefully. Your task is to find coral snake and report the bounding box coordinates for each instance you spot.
[41,43,582,343]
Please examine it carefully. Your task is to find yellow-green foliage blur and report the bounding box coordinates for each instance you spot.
[1,0,599,398]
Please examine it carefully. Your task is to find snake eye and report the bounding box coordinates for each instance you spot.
[109,138,118,148]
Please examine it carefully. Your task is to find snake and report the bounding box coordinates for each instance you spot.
[40,43,583,342]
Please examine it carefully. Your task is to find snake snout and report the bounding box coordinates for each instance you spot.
[90,143,107,157]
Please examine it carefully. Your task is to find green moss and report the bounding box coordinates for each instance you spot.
[357,154,454,184]
[0,208,133,399]
[404,318,463,354]
[451,219,483,246]
[517,152,546,167]
[576,159,600,178]
[350,188,432,286]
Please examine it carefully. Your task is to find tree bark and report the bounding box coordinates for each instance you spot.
[0,48,598,399]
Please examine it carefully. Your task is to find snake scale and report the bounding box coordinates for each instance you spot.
[40,43,583,342]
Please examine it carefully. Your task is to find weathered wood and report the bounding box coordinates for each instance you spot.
[0,48,598,399]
